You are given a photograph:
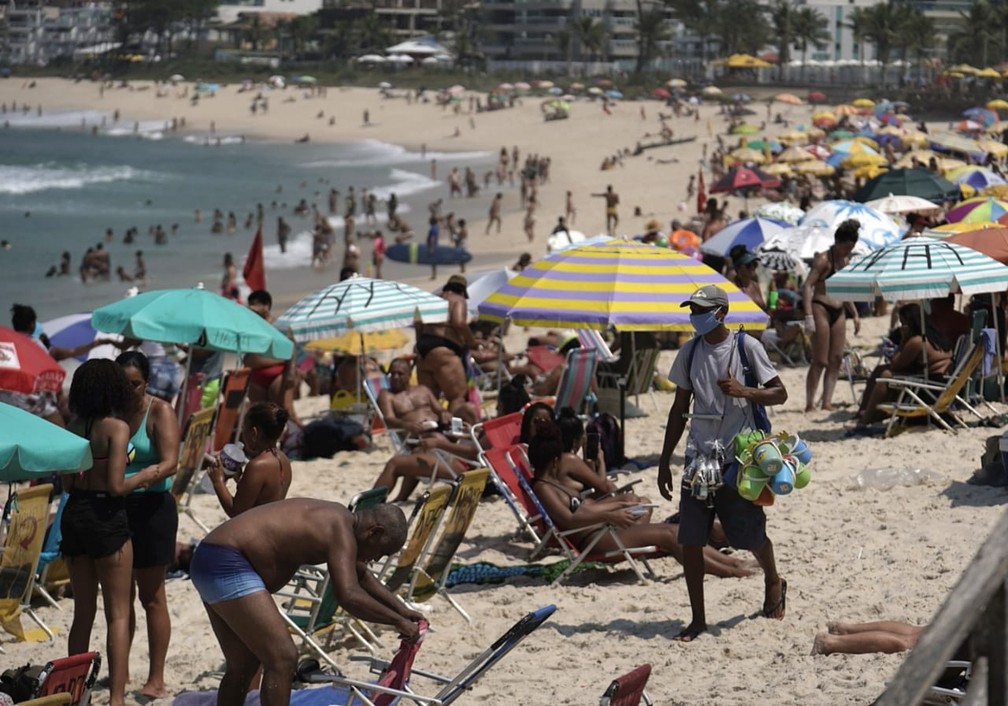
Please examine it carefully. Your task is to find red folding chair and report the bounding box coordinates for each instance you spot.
[600,663,653,706]
[34,651,101,706]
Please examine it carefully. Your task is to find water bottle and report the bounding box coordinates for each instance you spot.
[855,467,938,490]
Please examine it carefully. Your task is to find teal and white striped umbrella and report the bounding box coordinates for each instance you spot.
[274,277,449,341]
[825,239,1008,302]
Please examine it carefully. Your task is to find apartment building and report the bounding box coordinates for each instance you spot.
[2,1,115,66]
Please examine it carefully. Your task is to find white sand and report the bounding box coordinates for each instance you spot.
[1,79,1006,704]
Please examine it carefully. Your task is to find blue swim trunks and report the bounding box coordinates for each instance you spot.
[189,542,267,604]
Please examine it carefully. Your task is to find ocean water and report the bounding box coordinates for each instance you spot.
[0,111,499,321]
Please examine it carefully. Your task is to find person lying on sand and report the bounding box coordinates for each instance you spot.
[811,621,924,655]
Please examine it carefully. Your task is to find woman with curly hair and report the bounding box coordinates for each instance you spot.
[62,359,159,706]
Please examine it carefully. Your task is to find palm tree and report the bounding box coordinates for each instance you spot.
[289,15,318,57]
[769,0,796,81]
[573,15,606,63]
[894,9,936,85]
[555,29,573,74]
[862,1,902,86]
[715,0,768,56]
[845,6,870,84]
[792,6,829,81]
[633,0,670,75]
[948,0,1000,68]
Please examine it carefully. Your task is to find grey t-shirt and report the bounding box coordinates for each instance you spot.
[668,332,779,456]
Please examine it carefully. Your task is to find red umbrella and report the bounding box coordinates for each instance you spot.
[946,226,1008,264]
[709,166,780,194]
[0,326,65,394]
[808,91,827,103]
[651,87,671,99]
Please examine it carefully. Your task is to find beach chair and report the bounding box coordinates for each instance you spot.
[597,345,662,419]
[878,342,987,437]
[34,492,69,610]
[363,373,409,455]
[406,470,489,622]
[0,483,56,641]
[295,604,557,706]
[172,406,218,534]
[552,348,598,416]
[480,446,546,547]
[469,411,522,454]
[505,447,659,584]
[211,367,252,453]
[31,651,102,706]
[576,329,620,365]
[599,664,654,706]
[376,484,455,594]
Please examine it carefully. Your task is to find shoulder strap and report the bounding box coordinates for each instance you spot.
[685,337,700,383]
[736,331,756,387]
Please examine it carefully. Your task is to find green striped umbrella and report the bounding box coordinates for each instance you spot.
[274,277,449,342]
[825,239,1008,302]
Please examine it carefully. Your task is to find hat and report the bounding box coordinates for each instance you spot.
[680,284,729,309]
[517,253,532,266]
[645,219,661,232]
[733,250,759,268]
[446,274,469,297]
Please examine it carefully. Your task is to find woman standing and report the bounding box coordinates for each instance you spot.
[802,219,862,411]
[116,351,181,699]
[63,360,159,706]
[207,401,293,516]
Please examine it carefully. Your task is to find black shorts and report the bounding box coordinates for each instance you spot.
[416,334,464,358]
[125,491,178,569]
[678,477,767,551]
[61,492,130,559]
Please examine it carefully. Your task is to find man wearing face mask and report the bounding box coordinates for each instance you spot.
[657,284,788,643]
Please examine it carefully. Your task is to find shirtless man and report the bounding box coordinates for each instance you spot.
[378,357,452,436]
[591,185,619,235]
[414,276,479,422]
[189,500,422,706]
[485,193,503,235]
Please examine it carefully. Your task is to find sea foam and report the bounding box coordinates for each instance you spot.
[300,139,490,168]
[0,163,159,195]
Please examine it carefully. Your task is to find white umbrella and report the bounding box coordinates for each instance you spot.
[421,57,440,66]
[378,81,392,89]
[864,194,943,215]
[169,74,184,82]
[356,55,386,64]
[799,199,902,250]
[760,223,873,261]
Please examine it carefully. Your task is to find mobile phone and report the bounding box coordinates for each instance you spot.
[585,432,600,462]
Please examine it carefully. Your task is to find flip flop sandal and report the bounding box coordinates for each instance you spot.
[762,578,787,619]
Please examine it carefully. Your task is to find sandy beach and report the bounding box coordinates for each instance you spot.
[1,78,1006,704]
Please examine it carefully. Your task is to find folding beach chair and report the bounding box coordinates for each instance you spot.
[552,348,598,416]
[599,663,653,706]
[376,484,455,593]
[597,345,662,418]
[505,447,659,584]
[295,604,557,706]
[31,651,102,706]
[469,411,522,454]
[172,406,218,534]
[480,446,545,547]
[878,342,987,437]
[406,470,489,622]
[211,367,252,453]
[0,483,56,641]
[34,492,70,610]
[363,373,409,455]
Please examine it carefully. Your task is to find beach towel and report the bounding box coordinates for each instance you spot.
[370,619,428,706]
[444,560,603,587]
[981,328,997,375]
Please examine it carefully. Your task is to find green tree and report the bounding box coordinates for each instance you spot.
[633,0,670,75]
[947,0,1000,67]
[845,5,870,84]
[573,15,607,63]
[862,1,902,86]
[792,5,829,81]
[714,0,768,56]
[769,0,796,81]
[894,9,936,85]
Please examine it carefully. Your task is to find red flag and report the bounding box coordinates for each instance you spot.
[243,227,266,293]
[696,169,707,215]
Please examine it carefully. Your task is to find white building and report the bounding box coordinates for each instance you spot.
[215,0,324,25]
[782,0,880,64]
[2,1,116,66]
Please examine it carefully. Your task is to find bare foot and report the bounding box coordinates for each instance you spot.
[139,684,168,700]
[673,621,707,642]
[827,621,844,635]
[820,404,833,411]
[804,405,816,413]
[811,632,830,655]
[762,578,787,620]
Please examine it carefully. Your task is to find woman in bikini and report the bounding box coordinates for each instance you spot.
[528,422,754,578]
[116,351,181,699]
[802,218,862,412]
[207,401,293,516]
[62,360,160,706]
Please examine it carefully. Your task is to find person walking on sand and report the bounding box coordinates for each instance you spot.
[565,190,576,225]
[486,193,503,234]
[657,285,788,643]
[426,216,440,280]
[592,185,619,235]
[802,219,861,412]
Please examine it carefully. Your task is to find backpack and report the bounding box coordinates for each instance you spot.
[685,330,771,434]
[299,417,367,460]
[0,663,44,702]
[587,412,623,469]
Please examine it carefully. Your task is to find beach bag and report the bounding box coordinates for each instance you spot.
[587,412,623,468]
[300,418,367,460]
[0,663,43,702]
[498,375,531,416]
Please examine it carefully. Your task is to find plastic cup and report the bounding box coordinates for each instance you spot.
[220,442,248,477]
[789,435,812,464]
[794,462,812,489]
[770,462,796,495]
[768,291,779,309]
[754,485,775,506]
[736,465,767,501]
[752,440,783,476]
[733,430,766,457]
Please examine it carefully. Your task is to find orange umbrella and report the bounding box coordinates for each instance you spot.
[946,226,1008,264]
[669,229,701,253]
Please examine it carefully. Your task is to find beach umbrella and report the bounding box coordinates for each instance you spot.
[478,239,768,331]
[964,108,998,127]
[865,194,943,216]
[755,247,806,275]
[700,217,790,257]
[776,145,814,163]
[949,167,1007,191]
[548,86,564,96]
[356,54,385,63]
[777,130,808,144]
[536,80,555,89]
[748,138,782,153]
[498,82,514,91]
[800,200,901,250]
[651,88,671,99]
[978,139,1008,158]
[40,313,121,363]
[753,202,805,225]
[760,223,872,261]
[0,327,64,395]
[378,81,392,89]
[945,227,1008,265]
[794,160,835,176]
[169,74,184,82]
[945,196,1008,224]
[826,140,880,167]
[774,93,803,105]
[851,164,889,180]
[606,90,624,100]
[92,287,293,358]
[667,78,687,88]
[587,87,602,96]
[807,90,827,103]
[515,81,531,91]
[0,403,92,481]
[929,221,1002,236]
[569,82,584,91]
[728,146,766,164]
[893,149,937,168]
[732,93,751,103]
[803,144,831,160]
[701,86,722,97]
[709,166,780,193]
[296,76,317,85]
[852,98,875,108]
[274,277,448,342]
[852,168,959,204]
[595,79,614,87]
[447,84,465,94]
[841,152,888,169]
[303,329,409,355]
[812,112,837,128]
[828,129,855,140]
[731,123,759,135]
[930,133,984,158]
[762,163,793,177]
[825,239,1008,302]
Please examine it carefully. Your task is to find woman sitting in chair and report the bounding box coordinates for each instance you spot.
[848,303,953,434]
[527,421,754,578]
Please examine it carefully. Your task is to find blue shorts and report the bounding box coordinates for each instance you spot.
[189,542,267,604]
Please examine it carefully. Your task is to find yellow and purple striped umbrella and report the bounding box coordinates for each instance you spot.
[478,240,768,331]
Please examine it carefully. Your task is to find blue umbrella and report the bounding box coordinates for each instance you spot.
[732,93,751,103]
[606,90,623,100]
[0,402,92,480]
[699,217,791,257]
[964,107,998,127]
